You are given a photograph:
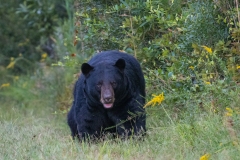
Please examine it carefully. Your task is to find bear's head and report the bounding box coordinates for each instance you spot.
[81,59,128,109]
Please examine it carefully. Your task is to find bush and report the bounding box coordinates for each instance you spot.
[0,0,71,73]
[73,0,240,92]
[179,0,229,52]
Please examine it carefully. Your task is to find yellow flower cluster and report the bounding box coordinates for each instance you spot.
[6,57,15,69]
[200,153,210,160]
[189,66,194,70]
[144,93,164,108]
[205,81,211,85]
[202,46,213,54]
[226,107,233,117]
[0,83,10,89]
[40,53,48,62]
[14,76,19,81]
[41,53,48,59]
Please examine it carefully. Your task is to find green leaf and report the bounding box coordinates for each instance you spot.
[120,0,129,9]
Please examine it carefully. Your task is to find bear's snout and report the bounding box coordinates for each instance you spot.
[104,96,113,103]
[100,87,115,109]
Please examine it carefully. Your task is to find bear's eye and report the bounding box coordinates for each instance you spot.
[111,81,117,88]
[96,83,102,89]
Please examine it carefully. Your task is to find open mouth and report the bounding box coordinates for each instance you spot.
[103,103,113,109]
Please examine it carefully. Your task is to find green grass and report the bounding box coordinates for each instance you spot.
[0,68,240,160]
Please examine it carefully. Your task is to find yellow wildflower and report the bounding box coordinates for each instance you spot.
[14,76,19,81]
[233,141,238,146]
[200,153,210,160]
[226,112,233,117]
[205,81,211,85]
[236,65,240,69]
[202,46,213,54]
[0,83,10,89]
[226,107,233,117]
[6,61,15,69]
[189,66,194,70]
[144,93,164,108]
[6,58,15,69]
[226,107,233,112]
[41,53,48,59]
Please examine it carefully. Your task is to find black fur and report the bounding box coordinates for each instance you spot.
[67,51,146,140]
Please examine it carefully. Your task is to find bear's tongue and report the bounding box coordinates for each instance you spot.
[103,103,113,109]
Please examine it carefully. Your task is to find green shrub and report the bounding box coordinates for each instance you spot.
[179,0,229,52]
[0,0,71,73]
[72,0,240,93]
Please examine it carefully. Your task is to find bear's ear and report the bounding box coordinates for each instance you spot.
[81,63,94,76]
[114,58,125,71]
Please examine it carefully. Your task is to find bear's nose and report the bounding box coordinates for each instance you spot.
[104,97,112,103]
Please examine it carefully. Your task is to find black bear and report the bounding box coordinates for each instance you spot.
[67,50,146,140]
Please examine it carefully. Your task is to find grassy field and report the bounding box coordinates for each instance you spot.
[0,67,240,160]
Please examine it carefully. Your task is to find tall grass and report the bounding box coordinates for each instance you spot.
[0,66,239,159]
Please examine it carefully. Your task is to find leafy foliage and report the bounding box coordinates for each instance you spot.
[179,0,229,52]
[74,0,240,93]
[0,0,71,73]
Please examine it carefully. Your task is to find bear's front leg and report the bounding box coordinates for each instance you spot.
[67,106,78,138]
[108,108,146,138]
[116,115,145,138]
[75,106,109,140]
